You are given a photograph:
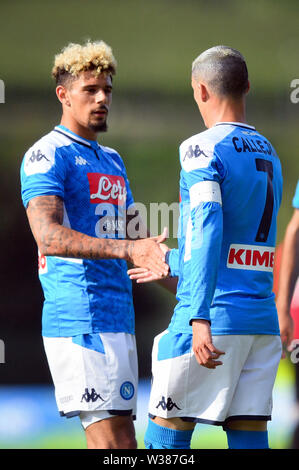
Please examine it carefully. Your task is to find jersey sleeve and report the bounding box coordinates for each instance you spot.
[180,138,225,324]
[20,139,66,208]
[189,202,223,323]
[292,180,299,209]
[166,249,180,277]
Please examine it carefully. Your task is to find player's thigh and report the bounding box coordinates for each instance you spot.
[85,414,136,449]
[227,335,282,420]
[152,416,196,431]
[43,332,138,418]
[148,331,251,423]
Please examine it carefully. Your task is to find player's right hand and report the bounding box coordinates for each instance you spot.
[128,228,169,277]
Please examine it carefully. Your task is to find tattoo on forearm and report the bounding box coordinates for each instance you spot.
[27,195,131,261]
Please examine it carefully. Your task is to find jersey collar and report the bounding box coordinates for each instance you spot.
[54,125,100,149]
[214,121,256,130]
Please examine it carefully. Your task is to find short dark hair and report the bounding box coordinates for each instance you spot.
[54,69,77,87]
[192,46,249,98]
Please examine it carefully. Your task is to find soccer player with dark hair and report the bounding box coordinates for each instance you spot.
[20,40,169,449]
[129,45,283,449]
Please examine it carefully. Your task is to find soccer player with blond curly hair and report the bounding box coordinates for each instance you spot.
[20,40,169,449]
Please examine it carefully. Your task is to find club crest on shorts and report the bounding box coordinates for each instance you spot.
[120,381,135,400]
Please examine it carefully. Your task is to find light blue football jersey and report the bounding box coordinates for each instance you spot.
[167,122,283,335]
[20,125,135,337]
[293,181,299,209]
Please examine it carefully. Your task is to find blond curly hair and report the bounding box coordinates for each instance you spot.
[52,40,117,84]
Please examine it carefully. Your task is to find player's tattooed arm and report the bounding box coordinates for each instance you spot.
[26,195,168,275]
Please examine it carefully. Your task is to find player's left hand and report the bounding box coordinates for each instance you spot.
[192,319,225,369]
[128,241,170,282]
[127,267,166,283]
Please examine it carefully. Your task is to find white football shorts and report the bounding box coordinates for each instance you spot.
[148,330,282,426]
[43,332,138,429]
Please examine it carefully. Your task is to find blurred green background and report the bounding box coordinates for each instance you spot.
[0,0,298,449]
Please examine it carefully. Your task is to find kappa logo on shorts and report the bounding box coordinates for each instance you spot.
[80,388,104,403]
[156,396,181,411]
[120,381,135,400]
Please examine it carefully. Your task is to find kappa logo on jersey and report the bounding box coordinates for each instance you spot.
[156,396,181,411]
[227,244,275,272]
[75,155,88,166]
[80,388,104,403]
[28,149,50,164]
[24,146,54,176]
[183,144,210,161]
[87,173,126,205]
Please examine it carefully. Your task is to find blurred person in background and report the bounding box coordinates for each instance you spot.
[20,40,169,449]
[276,180,299,448]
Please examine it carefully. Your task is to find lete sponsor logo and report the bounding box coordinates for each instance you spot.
[227,244,275,272]
[87,173,126,205]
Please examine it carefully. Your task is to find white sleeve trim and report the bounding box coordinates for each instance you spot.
[189,180,222,209]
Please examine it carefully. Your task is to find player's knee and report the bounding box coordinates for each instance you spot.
[112,417,137,449]
[107,427,137,449]
[225,419,267,432]
[224,420,269,449]
[84,415,137,449]
[86,429,137,449]
[119,434,137,449]
[154,416,195,431]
